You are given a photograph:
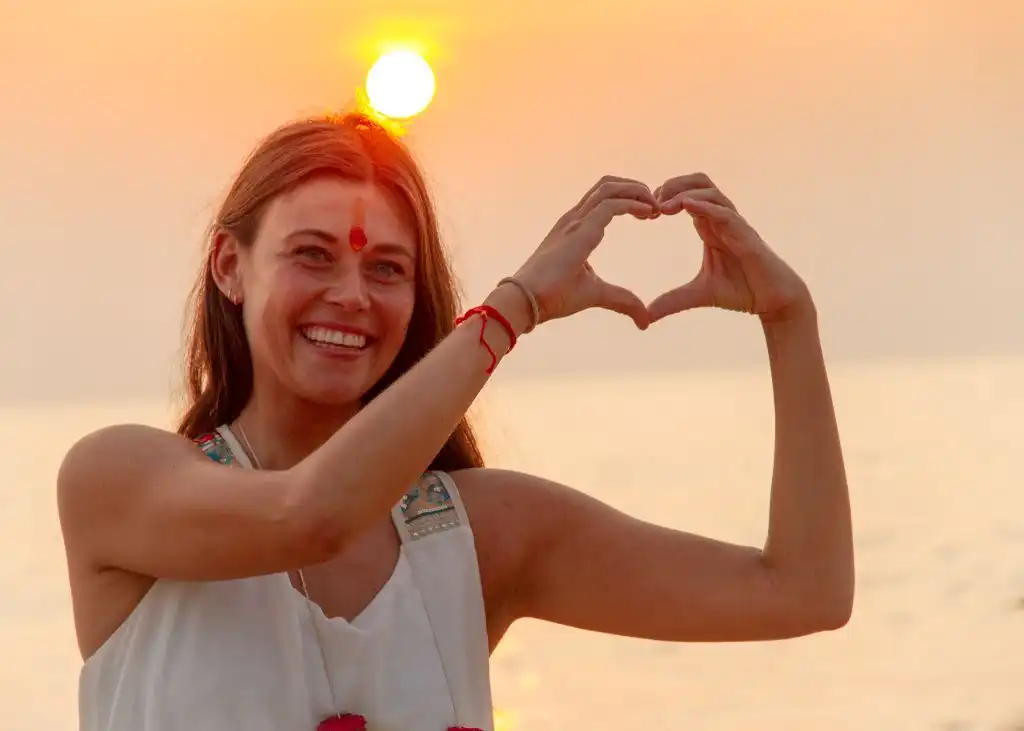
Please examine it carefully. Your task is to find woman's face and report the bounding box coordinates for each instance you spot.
[222,176,418,407]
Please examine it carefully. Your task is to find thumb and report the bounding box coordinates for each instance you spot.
[594,277,651,330]
[647,278,711,323]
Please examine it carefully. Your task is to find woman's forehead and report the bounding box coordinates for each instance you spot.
[263,178,415,248]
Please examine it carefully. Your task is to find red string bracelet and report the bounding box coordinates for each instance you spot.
[454,304,517,374]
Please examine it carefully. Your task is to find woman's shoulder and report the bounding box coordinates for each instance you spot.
[447,467,566,513]
[58,424,214,507]
[444,468,565,557]
[447,467,606,564]
[62,424,204,471]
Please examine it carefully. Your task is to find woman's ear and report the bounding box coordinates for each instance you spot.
[211,230,244,305]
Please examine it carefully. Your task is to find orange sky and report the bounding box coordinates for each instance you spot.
[1,0,1021,404]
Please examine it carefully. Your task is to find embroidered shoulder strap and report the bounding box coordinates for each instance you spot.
[193,427,252,468]
[391,472,494,731]
[395,471,462,539]
[193,431,237,465]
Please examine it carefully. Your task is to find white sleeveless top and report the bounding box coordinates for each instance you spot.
[78,426,495,731]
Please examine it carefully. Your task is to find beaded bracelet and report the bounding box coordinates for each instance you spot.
[496,276,540,333]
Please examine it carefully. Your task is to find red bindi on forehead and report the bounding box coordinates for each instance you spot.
[348,198,368,252]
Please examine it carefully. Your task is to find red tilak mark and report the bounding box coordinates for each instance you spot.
[349,226,367,252]
[349,198,367,252]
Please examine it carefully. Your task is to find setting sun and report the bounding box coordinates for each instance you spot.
[365,50,436,120]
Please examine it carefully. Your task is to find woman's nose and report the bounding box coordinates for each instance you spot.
[323,269,370,311]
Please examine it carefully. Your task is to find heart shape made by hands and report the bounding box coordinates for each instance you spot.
[585,204,713,328]
[613,190,772,324]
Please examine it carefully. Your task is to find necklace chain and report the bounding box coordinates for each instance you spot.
[232,421,342,719]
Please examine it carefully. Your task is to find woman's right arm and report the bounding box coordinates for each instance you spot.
[57,176,657,583]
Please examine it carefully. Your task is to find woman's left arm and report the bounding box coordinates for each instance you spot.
[470,314,851,643]
[757,307,854,634]
[465,174,852,642]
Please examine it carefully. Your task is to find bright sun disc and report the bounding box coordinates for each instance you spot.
[365,50,435,119]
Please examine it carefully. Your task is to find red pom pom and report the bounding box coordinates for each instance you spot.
[318,714,366,731]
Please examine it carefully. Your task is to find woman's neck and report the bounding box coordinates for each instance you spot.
[232,390,360,471]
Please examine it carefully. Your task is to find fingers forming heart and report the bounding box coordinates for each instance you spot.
[654,172,734,210]
[609,176,756,322]
[571,173,766,328]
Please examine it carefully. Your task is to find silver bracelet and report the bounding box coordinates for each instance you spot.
[497,276,540,334]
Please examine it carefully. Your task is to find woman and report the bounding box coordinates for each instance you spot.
[57,113,853,731]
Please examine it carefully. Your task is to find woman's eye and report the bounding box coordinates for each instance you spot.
[372,261,405,278]
[295,246,332,264]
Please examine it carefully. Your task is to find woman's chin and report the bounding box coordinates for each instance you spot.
[286,363,386,409]
[283,343,398,408]
[293,379,370,408]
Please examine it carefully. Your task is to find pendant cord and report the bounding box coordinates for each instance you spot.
[233,422,342,720]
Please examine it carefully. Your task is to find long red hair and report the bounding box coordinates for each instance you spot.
[177,114,484,471]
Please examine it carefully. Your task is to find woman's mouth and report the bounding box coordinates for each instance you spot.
[300,325,371,352]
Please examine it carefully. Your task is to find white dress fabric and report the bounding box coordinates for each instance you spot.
[78,425,494,731]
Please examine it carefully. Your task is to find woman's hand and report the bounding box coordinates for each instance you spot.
[513,175,658,330]
[647,173,813,325]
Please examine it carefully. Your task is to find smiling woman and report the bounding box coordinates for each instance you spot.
[212,177,419,409]
[176,116,467,461]
[57,112,853,731]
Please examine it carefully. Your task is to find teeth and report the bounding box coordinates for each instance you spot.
[302,326,367,349]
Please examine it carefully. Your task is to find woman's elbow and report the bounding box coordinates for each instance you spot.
[801,586,854,634]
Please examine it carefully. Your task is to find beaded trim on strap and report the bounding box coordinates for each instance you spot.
[398,472,461,540]
[194,431,237,465]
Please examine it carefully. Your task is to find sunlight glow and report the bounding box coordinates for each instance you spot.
[365,50,436,120]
